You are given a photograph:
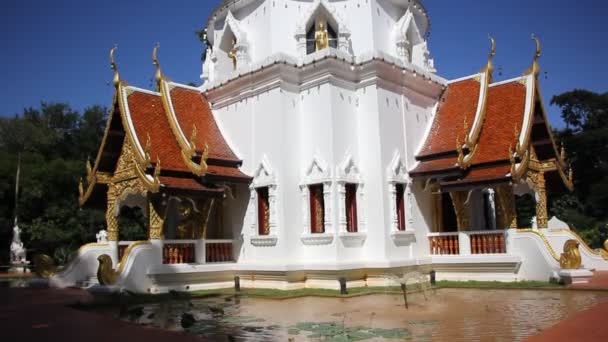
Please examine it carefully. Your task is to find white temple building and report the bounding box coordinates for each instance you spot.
[46,0,608,293]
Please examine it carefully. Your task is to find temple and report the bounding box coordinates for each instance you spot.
[48,0,608,292]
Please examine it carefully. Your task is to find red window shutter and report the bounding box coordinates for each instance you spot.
[396,184,406,231]
[309,184,325,233]
[345,184,358,233]
[257,187,270,235]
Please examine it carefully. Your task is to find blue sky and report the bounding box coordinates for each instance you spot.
[1,0,606,127]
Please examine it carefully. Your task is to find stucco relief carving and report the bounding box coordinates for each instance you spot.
[394,9,435,72]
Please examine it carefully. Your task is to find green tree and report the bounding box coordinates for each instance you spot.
[550,90,608,247]
[0,103,108,263]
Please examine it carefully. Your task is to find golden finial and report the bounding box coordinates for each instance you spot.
[532,33,541,60]
[78,177,84,197]
[86,159,92,177]
[509,145,516,165]
[189,124,198,153]
[482,35,496,78]
[109,44,120,88]
[152,43,162,90]
[568,167,573,183]
[524,34,541,77]
[560,143,567,162]
[199,143,209,174]
[144,133,152,163]
[154,157,161,179]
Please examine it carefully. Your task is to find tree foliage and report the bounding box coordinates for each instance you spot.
[550,90,608,247]
[0,103,109,263]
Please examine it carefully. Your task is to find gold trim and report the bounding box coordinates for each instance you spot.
[159,78,210,177]
[97,240,151,286]
[551,229,608,261]
[457,37,494,170]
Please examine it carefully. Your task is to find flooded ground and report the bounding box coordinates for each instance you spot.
[95,288,608,341]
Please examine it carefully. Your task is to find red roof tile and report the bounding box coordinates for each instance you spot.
[410,157,459,176]
[417,77,481,158]
[126,90,190,173]
[206,164,251,182]
[159,176,223,193]
[169,86,240,162]
[469,81,526,166]
[440,164,511,188]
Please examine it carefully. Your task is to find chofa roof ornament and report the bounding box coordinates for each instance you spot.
[524,34,541,77]
[110,44,120,88]
[481,35,496,81]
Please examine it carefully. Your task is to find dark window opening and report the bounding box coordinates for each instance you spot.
[441,193,458,232]
[396,184,406,231]
[309,184,325,233]
[257,187,270,235]
[345,184,358,233]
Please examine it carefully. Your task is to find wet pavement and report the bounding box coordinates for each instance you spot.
[0,287,206,341]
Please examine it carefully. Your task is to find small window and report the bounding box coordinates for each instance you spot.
[396,184,406,231]
[345,184,358,232]
[309,184,325,233]
[257,187,270,235]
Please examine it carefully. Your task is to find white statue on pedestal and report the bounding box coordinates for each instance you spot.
[96,229,108,243]
[10,221,27,264]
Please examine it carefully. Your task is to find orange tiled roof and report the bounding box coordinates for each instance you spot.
[468,81,526,166]
[440,165,512,189]
[169,86,240,162]
[127,90,191,173]
[409,156,459,177]
[159,176,223,194]
[417,77,482,159]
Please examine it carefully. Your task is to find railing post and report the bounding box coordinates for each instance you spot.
[195,239,206,264]
[458,232,471,256]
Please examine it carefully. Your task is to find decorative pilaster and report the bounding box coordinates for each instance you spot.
[495,185,518,229]
[528,171,548,229]
[450,191,470,231]
[106,186,119,241]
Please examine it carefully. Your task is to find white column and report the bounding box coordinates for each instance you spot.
[458,232,471,256]
[195,239,206,264]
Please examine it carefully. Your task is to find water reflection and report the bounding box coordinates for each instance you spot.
[98,289,608,341]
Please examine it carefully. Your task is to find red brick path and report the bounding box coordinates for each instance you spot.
[526,272,608,342]
[0,287,205,341]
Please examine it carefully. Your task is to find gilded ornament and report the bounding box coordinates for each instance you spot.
[32,254,59,278]
[152,43,163,89]
[189,124,198,153]
[78,178,84,198]
[559,239,582,269]
[315,22,329,51]
[97,254,119,285]
[109,44,120,87]
[228,39,237,70]
[524,34,542,77]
